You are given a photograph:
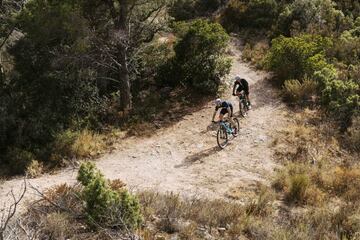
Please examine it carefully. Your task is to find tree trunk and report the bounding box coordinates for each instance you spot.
[117,0,132,112]
[118,45,132,111]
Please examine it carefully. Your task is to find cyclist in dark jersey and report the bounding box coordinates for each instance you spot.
[212,99,234,125]
[232,76,251,109]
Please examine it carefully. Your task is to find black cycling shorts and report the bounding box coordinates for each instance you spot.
[220,104,233,117]
[237,86,249,95]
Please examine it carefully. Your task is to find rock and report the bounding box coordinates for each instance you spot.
[155,235,166,240]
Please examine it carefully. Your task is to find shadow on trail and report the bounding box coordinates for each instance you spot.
[175,146,220,168]
[200,123,218,134]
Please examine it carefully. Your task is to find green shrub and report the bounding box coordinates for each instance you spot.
[321,78,359,124]
[77,162,142,229]
[283,78,318,104]
[5,148,36,174]
[159,19,231,94]
[168,0,198,21]
[169,0,222,21]
[276,0,342,36]
[52,130,77,159]
[266,34,332,84]
[221,0,278,31]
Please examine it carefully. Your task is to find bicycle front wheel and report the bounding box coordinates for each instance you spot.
[217,126,228,149]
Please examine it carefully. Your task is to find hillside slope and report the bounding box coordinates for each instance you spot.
[0,38,289,210]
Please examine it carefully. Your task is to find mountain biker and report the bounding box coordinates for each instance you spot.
[232,76,251,109]
[212,99,236,132]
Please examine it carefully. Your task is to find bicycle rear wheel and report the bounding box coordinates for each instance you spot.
[217,126,228,149]
[239,100,248,117]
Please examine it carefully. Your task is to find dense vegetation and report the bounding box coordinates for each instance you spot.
[0,0,230,175]
[1,0,360,239]
[217,0,359,140]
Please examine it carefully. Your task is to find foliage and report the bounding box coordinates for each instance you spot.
[159,20,231,94]
[169,0,222,21]
[276,0,345,36]
[266,34,332,83]
[168,0,198,21]
[241,41,269,69]
[333,0,360,19]
[4,148,35,174]
[321,77,359,123]
[0,0,173,174]
[221,0,279,31]
[77,162,142,229]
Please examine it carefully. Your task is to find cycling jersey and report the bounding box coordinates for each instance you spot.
[216,101,233,117]
[234,78,249,95]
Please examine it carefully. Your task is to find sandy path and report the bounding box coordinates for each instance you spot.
[0,38,289,211]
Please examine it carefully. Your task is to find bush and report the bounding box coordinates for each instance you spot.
[52,129,105,161]
[168,0,198,21]
[159,19,231,94]
[266,34,332,84]
[221,0,278,31]
[286,173,310,204]
[241,41,269,68]
[77,162,142,229]
[321,78,359,124]
[41,212,73,239]
[330,167,360,201]
[25,160,44,178]
[71,130,105,158]
[276,0,342,36]
[5,148,36,175]
[169,0,222,21]
[283,78,318,104]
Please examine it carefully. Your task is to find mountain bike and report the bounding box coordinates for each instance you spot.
[215,117,240,149]
[237,93,250,117]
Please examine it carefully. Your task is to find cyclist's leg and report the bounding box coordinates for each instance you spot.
[244,87,251,108]
[219,108,227,122]
[228,107,236,128]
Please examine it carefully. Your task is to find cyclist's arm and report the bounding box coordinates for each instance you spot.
[212,108,218,122]
[232,82,238,95]
[227,107,232,117]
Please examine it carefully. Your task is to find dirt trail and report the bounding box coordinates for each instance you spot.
[0,38,289,211]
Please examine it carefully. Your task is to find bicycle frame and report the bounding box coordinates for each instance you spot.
[219,121,232,133]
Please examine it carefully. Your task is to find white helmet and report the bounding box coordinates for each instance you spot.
[235,76,241,81]
[215,98,222,106]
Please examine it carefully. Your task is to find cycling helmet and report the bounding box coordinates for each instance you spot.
[215,98,222,106]
[235,76,241,81]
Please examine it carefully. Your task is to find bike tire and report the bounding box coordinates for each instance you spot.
[239,100,247,117]
[217,125,228,149]
[231,118,240,137]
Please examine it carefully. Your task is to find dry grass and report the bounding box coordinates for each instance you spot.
[40,212,73,239]
[347,115,360,152]
[242,41,269,69]
[71,129,106,158]
[283,78,318,105]
[18,111,360,239]
[20,180,360,239]
[25,160,44,178]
